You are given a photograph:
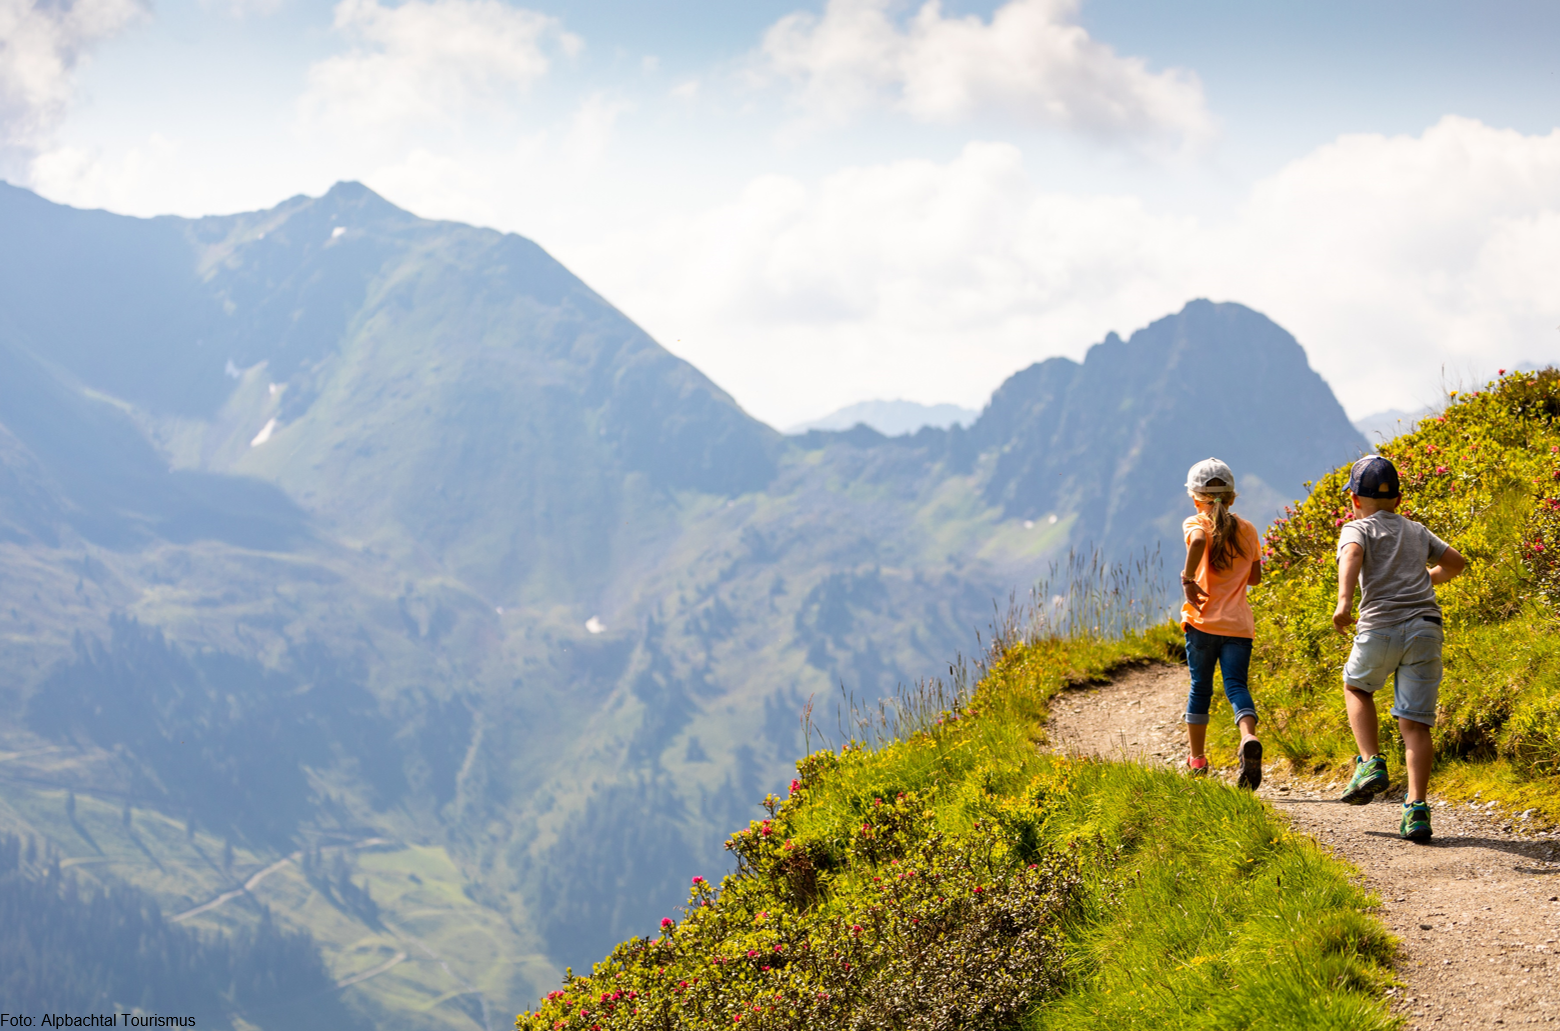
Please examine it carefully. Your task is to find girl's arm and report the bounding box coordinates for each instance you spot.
[1183,528,1208,611]
[1247,561,1263,586]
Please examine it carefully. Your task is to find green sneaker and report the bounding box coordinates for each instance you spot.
[1401,801,1433,842]
[1340,754,1388,805]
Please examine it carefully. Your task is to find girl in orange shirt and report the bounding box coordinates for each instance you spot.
[1181,458,1264,788]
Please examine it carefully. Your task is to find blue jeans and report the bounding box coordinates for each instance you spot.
[1184,626,1258,727]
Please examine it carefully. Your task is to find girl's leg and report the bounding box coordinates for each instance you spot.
[1183,627,1216,757]
[1219,636,1259,744]
[1220,635,1262,789]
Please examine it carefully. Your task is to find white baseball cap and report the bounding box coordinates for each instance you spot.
[1186,457,1236,496]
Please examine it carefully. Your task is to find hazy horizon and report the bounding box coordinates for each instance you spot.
[4,0,1556,426]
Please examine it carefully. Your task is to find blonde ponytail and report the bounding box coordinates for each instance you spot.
[1194,490,1247,571]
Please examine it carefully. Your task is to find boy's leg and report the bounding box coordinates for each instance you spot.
[1390,620,1444,808]
[1345,685,1380,757]
[1398,707,1436,842]
[1340,627,1401,805]
[1340,684,1392,804]
[1399,717,1433,802]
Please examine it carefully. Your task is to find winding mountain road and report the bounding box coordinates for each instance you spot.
[169,837,392,923]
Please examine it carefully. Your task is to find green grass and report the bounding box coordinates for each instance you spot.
[1195,368,1560,823]
[1028,762,1394,1031]
[515,629,1396,1030]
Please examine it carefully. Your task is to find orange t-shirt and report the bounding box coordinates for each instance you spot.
[1180,510,1261,638]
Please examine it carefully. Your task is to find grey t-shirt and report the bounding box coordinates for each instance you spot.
[1337,511,1449,631]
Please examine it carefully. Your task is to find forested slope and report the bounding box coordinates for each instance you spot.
[0,834,362,1028]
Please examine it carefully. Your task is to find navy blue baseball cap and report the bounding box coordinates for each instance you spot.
[1344,455,1400,499]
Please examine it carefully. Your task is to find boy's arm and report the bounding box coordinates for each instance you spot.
[1430,545,1466,585]
[1333,542,1363,633]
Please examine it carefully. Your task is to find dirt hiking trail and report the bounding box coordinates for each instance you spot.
[1048,662,1560,1029]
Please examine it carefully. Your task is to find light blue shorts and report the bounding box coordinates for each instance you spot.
[1343,616,1443,726]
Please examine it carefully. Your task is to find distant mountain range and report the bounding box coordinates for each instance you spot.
[1350,360,1555,447]
[1353,407,1433,447]
[0,181,1366,1030]
[786,399,978,436]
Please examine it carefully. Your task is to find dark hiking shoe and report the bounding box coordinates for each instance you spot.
[1340,754,1388,805]
[1237,739,1263,791]
[1401,801,1433,842]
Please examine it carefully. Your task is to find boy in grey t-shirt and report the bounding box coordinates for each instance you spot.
[1332,456,1466,841]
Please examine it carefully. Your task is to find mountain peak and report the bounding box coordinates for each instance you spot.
[975,298,1366,545]
[786,399,978,436]
[324,180,379,200]
[306,180,416,227]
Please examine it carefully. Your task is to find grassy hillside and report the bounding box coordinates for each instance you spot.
[1186,368,1560,819]
[516,627,1395,1031]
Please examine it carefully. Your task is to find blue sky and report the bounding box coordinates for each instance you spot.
[5,0,1558,426]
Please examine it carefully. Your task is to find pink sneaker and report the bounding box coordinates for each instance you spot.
[1186,755,1209,776]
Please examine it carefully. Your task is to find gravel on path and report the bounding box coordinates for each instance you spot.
[1046,661,1560,1030]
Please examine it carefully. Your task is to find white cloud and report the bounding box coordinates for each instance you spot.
[0,0,145,173]
[1213,116,1560,414]
[201,0,286,18]
[570,116,1560,426]
[28,131,181,209]
[758,0,1212,147]
[1242,123,1560,296]
[561,92,629,167]
[25,1,622,222]
[299,0,581,136]
[358,91,630,232]
[575,141,1196,423]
